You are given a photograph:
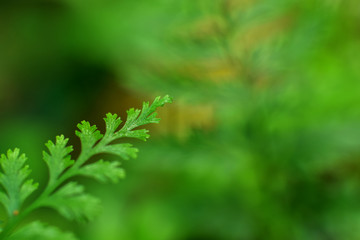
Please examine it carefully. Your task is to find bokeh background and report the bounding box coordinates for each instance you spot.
[1,0,360,239]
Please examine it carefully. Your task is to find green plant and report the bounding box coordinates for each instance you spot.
[0,95,172,240]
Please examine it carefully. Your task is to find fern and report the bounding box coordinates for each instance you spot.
[0,95,172,239]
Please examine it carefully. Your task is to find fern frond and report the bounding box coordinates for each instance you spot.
[0,95,172,239]
[0,149,38,216]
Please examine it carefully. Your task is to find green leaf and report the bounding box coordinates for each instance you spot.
[78,160,125,183]
[104,113,122,135]
[122,108,142,131]
[138,95,173,124]
[102,144,138,160]
[43,135,74,185]
[115,129,150,141]
[41,182,101,222]
[120,95,173,132]
[103,113,150,140]
[0,95,171,238]
[8,221,78,240]
[75,121,103,149]
[20,179,38,203]
[72,96,171,168]
[0,149,38,216]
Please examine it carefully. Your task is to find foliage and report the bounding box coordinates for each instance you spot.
[0,96,172,240]
[94,1,360,240]
[1,0,360,239]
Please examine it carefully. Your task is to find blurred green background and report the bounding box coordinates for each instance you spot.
[1,0,360,239]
